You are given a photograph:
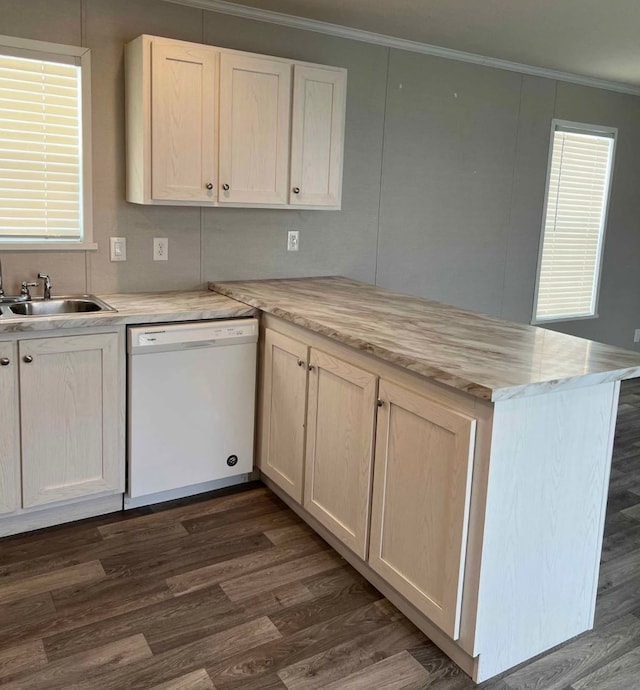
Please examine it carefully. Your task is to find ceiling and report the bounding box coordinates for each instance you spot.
[212,0,640,90]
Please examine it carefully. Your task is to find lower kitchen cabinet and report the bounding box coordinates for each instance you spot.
[368,378,476,639]
[303,349,377,559]
[0,330,124,529]
[19,332,123,508]
[260,328,308,502]
[0,340,20,515]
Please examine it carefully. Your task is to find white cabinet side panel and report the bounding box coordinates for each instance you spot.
[474,381,619,681]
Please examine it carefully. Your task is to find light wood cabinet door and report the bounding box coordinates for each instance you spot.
[260,329,309,502]
[19,333,124,508]
[290,65,346,208]
[369,379,476,639]
[219,53,291,205]
[0,341,20,515]
[151,40,217,202]
[304,349,377,558]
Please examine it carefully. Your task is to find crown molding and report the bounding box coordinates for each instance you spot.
[163,0,640,96]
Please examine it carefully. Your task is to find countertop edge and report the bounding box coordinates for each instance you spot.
[210,283,496,401]
[210,282,640,404]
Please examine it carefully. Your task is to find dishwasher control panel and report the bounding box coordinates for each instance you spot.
[128,318,258,354]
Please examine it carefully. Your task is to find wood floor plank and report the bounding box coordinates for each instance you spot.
[595,578,640,627]
[598,546,640,592]
[0,633,152,690]
[268,574,382,636]
[500,614,640,690]
[68,617,282,690]
[0,592,56,631]
[265,523,316,545]
[97,531,275,582]
[239,581,315,618]
[207,600,398,690]
[220,550,344,602]
[43,584,235,660]
[0,639,47,680]
[0,579,173,651]
[140,486,272,526]
[97,520,189,542]
[571,645,640,689]
[0,560,105,606]
[149,669,215,690]
[320,650,431,690]
[180,494,288,534]
[276,618,425,690]
[166,538,329,597]
[407,644,477,689]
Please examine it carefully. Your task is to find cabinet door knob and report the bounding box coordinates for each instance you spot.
[222,183,230,191]
[206,183,214,190]
[307,364,315,372]
[297,359,305,367]
[23,355,33,364]
[0,357,9,366]
[293,187,300,194]
[377,399,384,408]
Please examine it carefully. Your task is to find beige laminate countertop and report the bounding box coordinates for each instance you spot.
[210,276,640,402]
[0,291,256,333]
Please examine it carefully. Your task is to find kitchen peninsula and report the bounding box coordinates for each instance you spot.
[210,276,640,682]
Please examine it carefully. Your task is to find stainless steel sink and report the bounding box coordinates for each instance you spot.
[7,295,116,317]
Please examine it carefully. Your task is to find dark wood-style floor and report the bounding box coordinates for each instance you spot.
[2,382,640,689]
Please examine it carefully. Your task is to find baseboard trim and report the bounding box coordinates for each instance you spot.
[0,494,124,538]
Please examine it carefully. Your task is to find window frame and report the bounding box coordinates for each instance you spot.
[531,118,617,325]
[0,34,95,251]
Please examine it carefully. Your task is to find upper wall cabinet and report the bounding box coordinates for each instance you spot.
[219,53,291,205]
[290,65,346,208]
[125,35,347,210]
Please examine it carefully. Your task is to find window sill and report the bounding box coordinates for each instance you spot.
[0,242,98,252]
[531,313,599,326]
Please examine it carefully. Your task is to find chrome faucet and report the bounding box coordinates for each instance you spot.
[38,273,52,300]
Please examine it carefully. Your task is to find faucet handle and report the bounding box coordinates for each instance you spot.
[21,280,39,299]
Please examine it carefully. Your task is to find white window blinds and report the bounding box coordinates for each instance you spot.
[0,53,83,241]
[534,123,615,322]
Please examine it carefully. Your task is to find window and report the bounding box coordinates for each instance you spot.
[533,120,616,323]
[0,35,93,249]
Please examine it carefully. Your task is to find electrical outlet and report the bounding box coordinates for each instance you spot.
[287,230,300,252]
[110,237,126,262]
[153,237,168,261]
[634,329,640,343]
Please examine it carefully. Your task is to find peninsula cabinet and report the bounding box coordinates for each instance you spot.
[126,34,347,209]
[0,329,125,535]
[256,311,620,683]
[259,318,477,628]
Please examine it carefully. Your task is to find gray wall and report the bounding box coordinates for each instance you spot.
[1,0,639,349]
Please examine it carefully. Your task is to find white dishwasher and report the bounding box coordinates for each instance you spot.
[126,318,258,508]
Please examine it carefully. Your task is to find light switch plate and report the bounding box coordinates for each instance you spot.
[110,237,126,262]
